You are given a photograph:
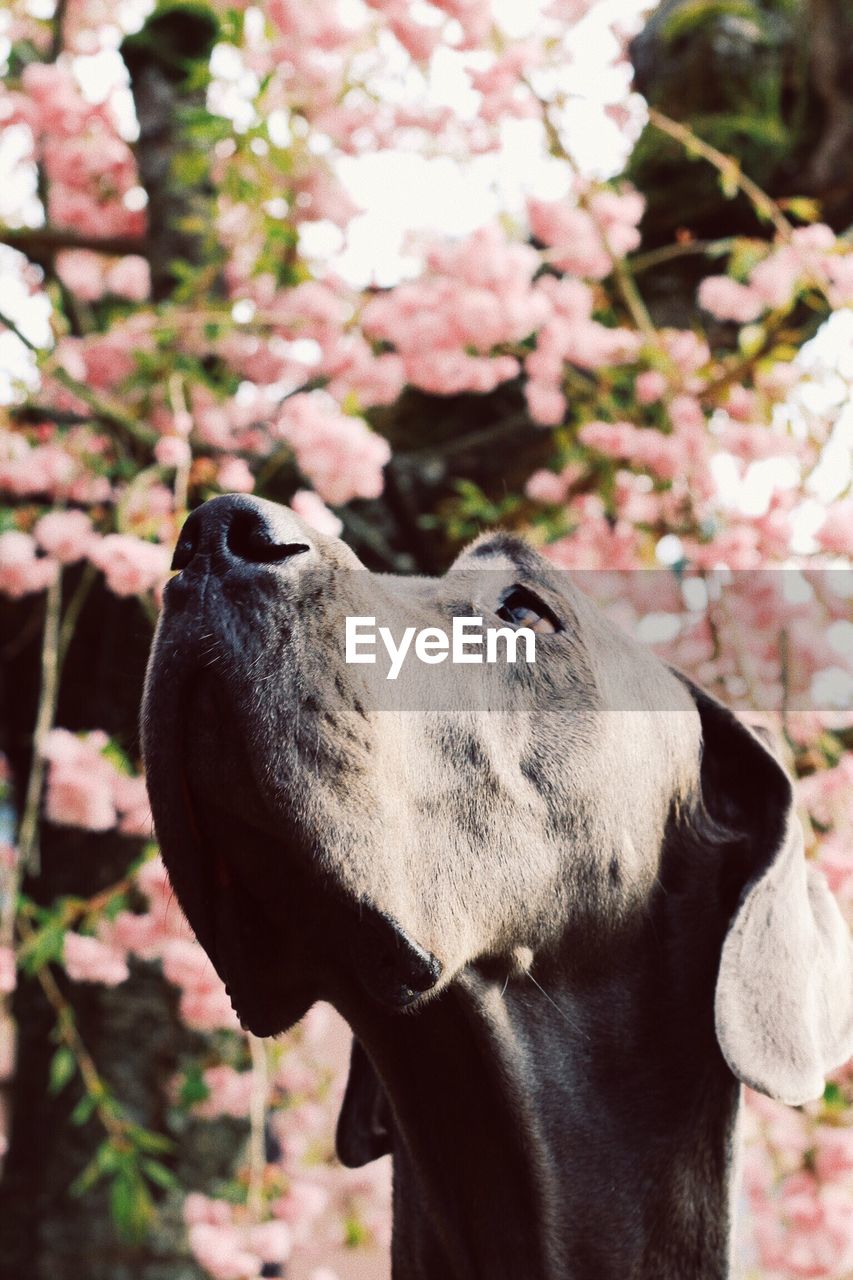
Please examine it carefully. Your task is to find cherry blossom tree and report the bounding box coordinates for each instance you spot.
[0,1,850,1278]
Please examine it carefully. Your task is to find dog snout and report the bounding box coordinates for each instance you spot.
[171,493,312,573]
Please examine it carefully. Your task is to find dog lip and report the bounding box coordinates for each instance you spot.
[355,909,443,1010]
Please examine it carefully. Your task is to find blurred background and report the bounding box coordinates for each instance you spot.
[0,0,851,1276]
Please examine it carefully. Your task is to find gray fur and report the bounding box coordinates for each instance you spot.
[142,494,853,1280]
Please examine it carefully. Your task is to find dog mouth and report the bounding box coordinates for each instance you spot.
[160,675,443,1029]
[177,779,309,1036]
[143,650,445,1029]
[178,780,443,1027]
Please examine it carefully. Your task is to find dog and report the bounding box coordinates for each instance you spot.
[142,493,853,1280]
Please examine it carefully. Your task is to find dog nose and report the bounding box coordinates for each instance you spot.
[172,494,311,571]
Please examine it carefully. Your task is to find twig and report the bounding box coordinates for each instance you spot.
[50,369,157,446]
[531,87,660,349]
[646,109,793,242]
[629,238,737,273]
[16,569,63,877]
[167,373,192,516]
[0,306,41,353]
[50,0,70,61]
[0,308,156,445]
[14,913,125,1139]
[246,1035,269,1221]
[0,227,147,260]
[58,563,97,667]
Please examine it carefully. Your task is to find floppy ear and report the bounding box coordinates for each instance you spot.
[688,682,853,1106]
[336,1038,393,1168]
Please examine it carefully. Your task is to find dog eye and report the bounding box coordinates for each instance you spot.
[495,586,558,634]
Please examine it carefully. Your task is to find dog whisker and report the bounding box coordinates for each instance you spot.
[526,972,589,1040]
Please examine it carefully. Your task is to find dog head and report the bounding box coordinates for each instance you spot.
[142,494,852,1105]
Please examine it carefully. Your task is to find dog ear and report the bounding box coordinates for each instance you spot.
[336,1037,394,1167]
[686,681,853,1106]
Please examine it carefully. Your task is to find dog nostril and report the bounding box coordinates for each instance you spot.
[171,526,197,571]
[225,510,310,565]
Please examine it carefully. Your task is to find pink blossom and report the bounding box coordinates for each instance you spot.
[194,1065,255,1119]
[534,275,594,323]
[387,13,443,60]
[0,947,16,995]
[817,501,853,555]
[290,489,343,536]
[161,938,215,989]
[825,253,853,307]
[635,370,667,404]
[40,731,152,834]
[105,255,150,301]
[45,771,116,831]
[528,186,643,277]
[528,199,611,279]
[579,420,685,480]
[104,910,166,960]
[187,1222,262,1280]
[749,248,801,308]
[246,1220,292,1264]
[34,510,95,563]
[697,275,764,323]
[551,319,642,370]
[274,393,390,505]
[183,1193,233,1228]
[63,933,129,986]
[154,437,191,468]
[660,329,710,375]
[669,394,705,435]
[217,457,255,493]
[525,380,566,426]
[587,187,645,257]
[814,1125,853,1182]
[21,63,90,133]
[112,773,153,836]
[544,516,640,570]
[405,350,520,396]
[161,938,240,1032]
[725,385,759,421]
[525,470,567,504]
[56,249,108,301]
[135,855,176,921]
[273,1180,330,1230]
[323,335,406,408]
[89,534,170,596]
[0,435,79,500]
[0,531,58,598]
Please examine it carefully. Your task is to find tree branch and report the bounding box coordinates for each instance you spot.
[646,109,793,241]
[0,227,148,262]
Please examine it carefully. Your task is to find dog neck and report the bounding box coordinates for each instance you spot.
[343,914,742,1280]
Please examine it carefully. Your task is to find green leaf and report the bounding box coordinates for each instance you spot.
[101,740,133,775]
[719,160,741,201]
[737,323,766,357]
[128,1125,174,1155]
[177,1063,210,1108]
[69,1093,98,1126]
[344,1213,369,1248]
[142,1158,178,1190]
[48,1046,76,1096]
[71,1139,119,1196]
[780,197,821,224]
[110,1166,154,1243]
[823,1081,845,1109]
[20,920,66,975]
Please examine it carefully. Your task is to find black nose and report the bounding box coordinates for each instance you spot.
[172,494,311,571]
